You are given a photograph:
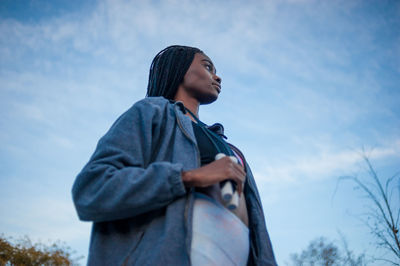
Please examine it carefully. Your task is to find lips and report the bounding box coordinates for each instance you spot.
[213,84,221,93]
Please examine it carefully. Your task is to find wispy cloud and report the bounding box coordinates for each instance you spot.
[252,140,400,185]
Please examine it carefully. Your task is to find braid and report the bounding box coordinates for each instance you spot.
[146,45,203,99]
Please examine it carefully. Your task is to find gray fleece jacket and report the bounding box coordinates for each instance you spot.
[72,96,277,265]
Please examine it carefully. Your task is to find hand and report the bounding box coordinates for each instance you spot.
[181,156,246,194]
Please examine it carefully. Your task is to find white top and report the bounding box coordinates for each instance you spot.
[190,192,250,266]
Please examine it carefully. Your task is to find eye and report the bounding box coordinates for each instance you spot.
[204,64,213,72]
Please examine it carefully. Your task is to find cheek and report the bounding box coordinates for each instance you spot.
[185,70,210,88]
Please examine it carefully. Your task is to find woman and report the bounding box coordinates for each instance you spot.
[72,45,277,265]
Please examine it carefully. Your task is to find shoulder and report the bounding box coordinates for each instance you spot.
[133,96,171,111]
[120,96,172,121]
[101,97,174,143]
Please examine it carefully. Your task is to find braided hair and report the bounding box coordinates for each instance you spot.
[146,45,203,100]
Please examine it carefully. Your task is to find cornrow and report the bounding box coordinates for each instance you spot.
[146,45,203,99]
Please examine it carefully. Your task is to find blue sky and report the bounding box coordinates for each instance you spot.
[1,0,399,264]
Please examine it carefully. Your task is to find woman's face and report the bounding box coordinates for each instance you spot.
[180,53,222,104]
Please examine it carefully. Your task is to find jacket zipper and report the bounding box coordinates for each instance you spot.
[173,104,201,169]
[173,104,201,265]
[122,230,145,266]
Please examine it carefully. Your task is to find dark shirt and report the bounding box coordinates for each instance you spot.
[191,121,232,166]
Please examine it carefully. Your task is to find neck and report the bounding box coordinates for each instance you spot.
[174,92,200,122]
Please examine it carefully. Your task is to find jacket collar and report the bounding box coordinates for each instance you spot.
[170,99,227,139]
[207,123,227,139]
[169,99,186,114]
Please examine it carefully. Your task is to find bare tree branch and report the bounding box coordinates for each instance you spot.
[338,155,400,263]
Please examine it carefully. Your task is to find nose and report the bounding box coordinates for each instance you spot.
[213,73,222,85]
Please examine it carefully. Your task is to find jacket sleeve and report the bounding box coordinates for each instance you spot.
[72,99,187,222]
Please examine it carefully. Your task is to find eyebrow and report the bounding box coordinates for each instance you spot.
[201,59,217,73]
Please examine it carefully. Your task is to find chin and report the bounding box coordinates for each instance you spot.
[199,94,218,105]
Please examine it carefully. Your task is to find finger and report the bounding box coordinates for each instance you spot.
[225,158,244,175]
[225,165,244,182]
[231,166,246,183]
[233,165,246,178]
[230,172,246,195]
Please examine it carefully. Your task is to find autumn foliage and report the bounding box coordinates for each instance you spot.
[0,235,81,266]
